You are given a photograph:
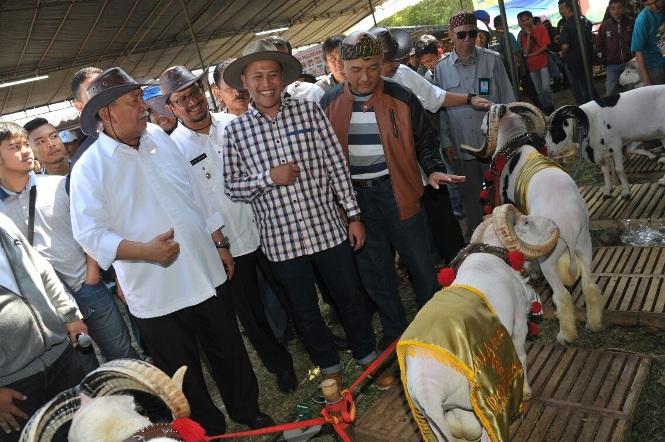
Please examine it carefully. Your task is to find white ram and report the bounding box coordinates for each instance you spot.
[399,204,559,442]
[463,102,603,344]
[546,86,665,198]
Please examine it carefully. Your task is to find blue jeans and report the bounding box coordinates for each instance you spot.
[74,281,138,363]
[605,63,626,96]
[529,67,554,110]
[269,242,377,373]
[354,179,439,339]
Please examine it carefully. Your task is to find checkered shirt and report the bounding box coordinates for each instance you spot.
[222,96,360,262]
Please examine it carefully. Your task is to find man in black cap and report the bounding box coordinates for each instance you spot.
[70,67,273,434]
[320,31,465,349]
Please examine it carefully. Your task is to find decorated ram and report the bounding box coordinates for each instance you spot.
[20,359,202,442]
[462,102,603,344]
[546,86,665,198]
[398,204,559,442]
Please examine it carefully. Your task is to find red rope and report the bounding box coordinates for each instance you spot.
[199,337,398,441]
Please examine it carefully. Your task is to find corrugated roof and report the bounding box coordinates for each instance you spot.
[0,0,376,116]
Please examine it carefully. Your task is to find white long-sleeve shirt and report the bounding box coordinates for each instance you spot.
[390,64,446,113]
[171,112,260,257]
[70,123,226,318]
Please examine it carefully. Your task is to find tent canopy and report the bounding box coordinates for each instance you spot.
[0,0,376,116]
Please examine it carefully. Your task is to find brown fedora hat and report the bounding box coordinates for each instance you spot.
[369,27,413,61]
[159,65,208,102]
[80,67,149,135]
[223,39,302,91]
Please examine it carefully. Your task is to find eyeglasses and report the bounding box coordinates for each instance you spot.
[170,85,204,107]
[456,30,479,40]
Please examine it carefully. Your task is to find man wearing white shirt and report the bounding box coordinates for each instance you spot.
[160,65,297,394]
[70,67,273,434]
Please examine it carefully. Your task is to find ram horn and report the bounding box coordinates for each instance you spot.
[492,204,560,259]
[470,216,495,244]
[461,104,503,158]
[547,105,590,145]
[507,102,547,136]
[20,360,190,442]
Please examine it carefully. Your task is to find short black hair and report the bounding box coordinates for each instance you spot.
[299,73,317,83]
[71,67,103,100]
[559,0,573,8]
[493,15,504,27]
[23,117,51,136]
[0,121,27,144]
[517,10,533,19]
[321,34,345,62]
[266,36,292,54]
[414,35,440,58]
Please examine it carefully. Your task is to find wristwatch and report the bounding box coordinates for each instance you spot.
[214,237,231,249]
[467,93,476,105]
[348,215,362,224]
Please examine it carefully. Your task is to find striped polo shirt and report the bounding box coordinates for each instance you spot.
[348,93,388,180]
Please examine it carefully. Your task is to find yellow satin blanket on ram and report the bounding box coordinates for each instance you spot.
[514,150,562,215]
[396,284,524,442]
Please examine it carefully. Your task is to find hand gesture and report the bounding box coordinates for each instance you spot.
[65,320,88,347]
[146,228,180,266]
[0,387,28,435]
[348,220,366,251]
[270,161,300,185]
[428,172,466,189]
[470,96,492,111]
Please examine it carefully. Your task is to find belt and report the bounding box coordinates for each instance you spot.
[352,174,390,188]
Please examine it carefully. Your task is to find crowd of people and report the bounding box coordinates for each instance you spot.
[0,0,663,438]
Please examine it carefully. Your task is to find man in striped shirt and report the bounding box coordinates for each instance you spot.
[320,31,466,349]
[221,40,390,388]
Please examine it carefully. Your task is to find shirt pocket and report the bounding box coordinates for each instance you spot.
[188,155,221,194]
[442,76,460,90]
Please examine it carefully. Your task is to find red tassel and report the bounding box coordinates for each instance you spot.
[531,301,543,314]
[506,250,525,271]
[483,204,493,215]
[437,267,456,287]
[528,321,540,336]
[483,169,493,182]
[479,189,490,201]
[172,418,207,442]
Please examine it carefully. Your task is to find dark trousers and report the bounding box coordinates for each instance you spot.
[422,184,466,263]
[2,345,85,442]
[269,242,376,372]
[226,251,293,374]
[564,64,597,105]
[135,287,259,435]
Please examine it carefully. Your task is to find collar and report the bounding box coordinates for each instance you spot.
[452,47,478,65]
[0,172,36,201]
[175,113,218,139]
[249,90,293,121]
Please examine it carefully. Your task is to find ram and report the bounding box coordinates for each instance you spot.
[546,86,665,198]
[399,204,559,442]
[463,102,603,345]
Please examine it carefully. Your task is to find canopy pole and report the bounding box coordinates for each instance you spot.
[180,0,218,111]
[367,0,377,26]
[569,0,594,102]
[497,0,520,98]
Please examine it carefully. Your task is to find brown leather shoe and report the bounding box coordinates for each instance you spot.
[363,365,398,391]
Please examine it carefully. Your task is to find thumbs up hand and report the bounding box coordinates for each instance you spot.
[146,228,180,266]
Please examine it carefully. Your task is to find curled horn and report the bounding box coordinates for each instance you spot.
[507,102,547,136]
[470,216,495,244]
[20,360,190,442]
[461,104,505,158]
[492,204,559,259]
[547,105,590,145]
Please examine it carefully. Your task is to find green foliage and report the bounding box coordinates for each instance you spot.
[378,0,476,27]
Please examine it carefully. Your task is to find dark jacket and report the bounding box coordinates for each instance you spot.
[320,78,445,221]
[597,16,634,65]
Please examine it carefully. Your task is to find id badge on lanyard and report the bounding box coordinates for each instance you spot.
[478,78,490,95]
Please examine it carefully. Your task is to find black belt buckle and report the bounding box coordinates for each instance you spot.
[352,175,389,188]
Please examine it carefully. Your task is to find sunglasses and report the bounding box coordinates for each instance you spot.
[456,30,479,40]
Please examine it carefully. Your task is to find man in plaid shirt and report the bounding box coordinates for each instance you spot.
[222,40,394,389]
